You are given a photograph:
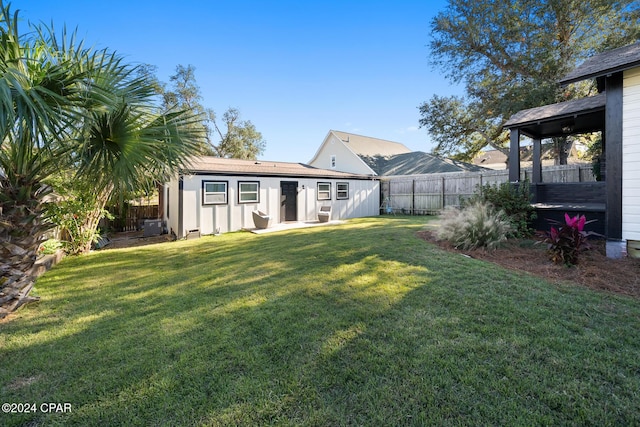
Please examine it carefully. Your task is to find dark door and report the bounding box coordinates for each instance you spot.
[280,181,298,222]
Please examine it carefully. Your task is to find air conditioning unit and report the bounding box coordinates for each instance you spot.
[143,219,163,237]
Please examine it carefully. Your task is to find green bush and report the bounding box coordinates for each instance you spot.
[436,200,511,250]
[38,238,63,255]
[469,181,536,238]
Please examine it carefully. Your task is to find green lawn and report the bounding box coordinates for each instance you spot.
[2,216,640,426]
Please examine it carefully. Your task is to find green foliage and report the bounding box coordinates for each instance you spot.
[418,95,508,161]
[586,136,603,181]
[1,0,203,319]
[420,0,640,161]
[45,196,113,255]
[470,181,536,238]
[38,239,62,255]
[437,200,511,250]
[213,107,266,160]
[542,213,599,266]
[162,65,266,159]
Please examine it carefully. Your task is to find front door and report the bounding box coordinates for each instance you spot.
[280,181,298,222]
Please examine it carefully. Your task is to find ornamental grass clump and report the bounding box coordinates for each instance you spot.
[542,213,599,266]
[436,200,511,250]
[469,180,536,238]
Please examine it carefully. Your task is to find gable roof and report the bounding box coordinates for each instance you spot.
[185,156,373,180]
[360,151,486,176]
[503,93,606,138]
[330,130,412,157]
[560,41,640,85]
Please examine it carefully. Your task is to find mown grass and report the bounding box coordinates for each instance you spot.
[1,216,640,426]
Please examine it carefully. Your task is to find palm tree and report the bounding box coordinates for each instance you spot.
[0,2,204,317]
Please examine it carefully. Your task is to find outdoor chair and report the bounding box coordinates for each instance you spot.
[318,205,332,223]
[252,210,272,229]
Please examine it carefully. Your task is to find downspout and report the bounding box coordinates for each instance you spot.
[178,175,184,239]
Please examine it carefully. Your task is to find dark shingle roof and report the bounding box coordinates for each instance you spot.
[560,41,640,85]
[504,93,606,127]
[503,93,606,139]
[360,152,486,176]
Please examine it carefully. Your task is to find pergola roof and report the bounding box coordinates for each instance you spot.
[560,41,640,85]
[503,93,605,138]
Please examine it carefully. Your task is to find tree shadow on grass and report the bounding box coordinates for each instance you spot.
[4,216,639,425]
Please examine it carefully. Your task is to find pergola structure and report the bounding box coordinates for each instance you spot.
[504,93,606,183]
[503,42,640,257]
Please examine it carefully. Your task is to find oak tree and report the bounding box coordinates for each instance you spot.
[419,0,640,163]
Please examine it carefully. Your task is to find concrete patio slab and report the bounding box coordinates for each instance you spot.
[245,220,345,234]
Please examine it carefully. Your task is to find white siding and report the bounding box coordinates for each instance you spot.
[308,132,376,175]
[623,67,640,241]
[164,179,180,236]
[171,174,379,238]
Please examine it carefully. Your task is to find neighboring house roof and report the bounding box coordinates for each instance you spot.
[503,93,606,138]
[329,130,412,157]
[185,156,374,180]
[473,150,508,169]
[560,41,640,85]
[361,151,486,176]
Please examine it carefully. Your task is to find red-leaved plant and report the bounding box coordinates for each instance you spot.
[542,213,599,266]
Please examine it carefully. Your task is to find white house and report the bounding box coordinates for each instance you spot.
[308,130,485,176]
[308,130,411,175]
[163,157,380,238]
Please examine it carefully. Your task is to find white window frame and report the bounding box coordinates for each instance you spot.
[317,182,331,201]
[238,181,259,204]
[336,182,349,200]
[203,181,228,205]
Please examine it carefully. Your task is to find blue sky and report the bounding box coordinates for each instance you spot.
[16,0,461,163]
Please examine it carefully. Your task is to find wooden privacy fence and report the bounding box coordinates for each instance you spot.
[380,164,596,215]
[103,205,159,232]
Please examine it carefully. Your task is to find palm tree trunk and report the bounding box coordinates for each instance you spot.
[0,176,52,318]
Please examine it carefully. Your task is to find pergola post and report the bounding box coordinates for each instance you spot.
[605,73,623,257]
[532,138,542,183]
[508,129,520,182]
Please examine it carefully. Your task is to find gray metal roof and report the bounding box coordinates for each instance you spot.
[503,93,606,138]
[184,156,374,180]
[560,41,640,85]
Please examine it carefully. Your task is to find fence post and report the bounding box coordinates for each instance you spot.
[441,176,445,209]
[412,179,415,215]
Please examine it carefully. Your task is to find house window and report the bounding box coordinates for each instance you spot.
[203,181,227,205]
[317,182,331,200]
[330,155,336,169]
[337,182,349,200]
[238,181,259,203]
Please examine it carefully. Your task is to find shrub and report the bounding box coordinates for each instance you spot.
[45,196,113,255]
[436,200,511,250]
[469,181,536,238]
[541,213,599,266]
[38,239,62,255]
